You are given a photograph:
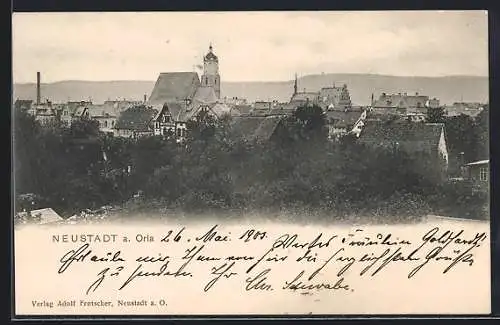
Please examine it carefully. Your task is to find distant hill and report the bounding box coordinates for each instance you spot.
[13,73,489,106]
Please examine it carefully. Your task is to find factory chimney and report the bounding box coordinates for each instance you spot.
[36,72,41,105]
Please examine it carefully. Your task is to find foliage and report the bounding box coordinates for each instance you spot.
[426,106,446,123]
[13,105,489,221]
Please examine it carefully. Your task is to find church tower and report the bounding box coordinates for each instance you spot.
[201,44,221,99]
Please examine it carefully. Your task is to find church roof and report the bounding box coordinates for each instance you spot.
[291,92,319,103]
[148,72,200,105]
[192,86,218,105]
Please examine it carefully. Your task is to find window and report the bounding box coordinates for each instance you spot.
[480,167,488,181]
[177,128,181,137]
[104,121,108,127]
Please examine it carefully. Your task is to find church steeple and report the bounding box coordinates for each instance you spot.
[201,43,221,99]
[293,73,298,96]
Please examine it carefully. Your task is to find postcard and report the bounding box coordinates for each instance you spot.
[12,10,490,317]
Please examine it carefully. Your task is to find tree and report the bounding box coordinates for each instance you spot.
[291,104,328,142]
[444,114,478,173]
[474,105,489,160]
[426,106,446,123]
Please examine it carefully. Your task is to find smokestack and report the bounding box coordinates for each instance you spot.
[144,94,147,103]
[36,72,41,105]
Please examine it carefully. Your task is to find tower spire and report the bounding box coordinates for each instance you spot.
[293,73,298,96]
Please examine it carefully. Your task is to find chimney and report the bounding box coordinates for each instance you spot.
[415,92,419,96]
[143,94,147,103]
[36,72,41,105]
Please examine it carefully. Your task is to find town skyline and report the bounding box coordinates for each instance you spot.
[12,11,488,84]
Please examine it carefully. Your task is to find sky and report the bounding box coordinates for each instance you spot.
[12,11,489,83]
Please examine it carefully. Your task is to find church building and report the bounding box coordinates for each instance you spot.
[148,44,229,142]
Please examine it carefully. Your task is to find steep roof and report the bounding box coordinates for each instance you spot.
[230,116,283,142]
[211,103,231,116]
[358,121,444,152]
[326,110,363,128]
[114,105,158,131]
[204,45,218,62]
[291,92,319,103]
[31,208,64,225]
[148,72,200,105]
[153,102,184,121]
[192,86,218,105]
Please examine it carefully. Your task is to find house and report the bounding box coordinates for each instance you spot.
[318,84,352,111]
[230,104,253,116]
[14,99,34,113]
[358,121,449,180]
[223,96,248,106]
[113,105,158,138]
[33,101,59,125]
[372,92,438,115]
[16,207,64,225]
[152,102,182,138]
[463,159,489,194]
[325,109,367,140]
[253,101,273,111]
[406,112,427,122]
[103,99,141,112]
[60,101,92,126]
[230,116,286,143]
[445,102,486,118]
[87,104,118,134]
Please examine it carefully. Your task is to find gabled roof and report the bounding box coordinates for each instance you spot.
[30,208,64,225]
[358,121,445,152]
[192,86,218,105]
[153,102,184,121]
[291,92,319,102]
[230,116,284,142]
[211,103,231,117]
[148,72,201,105]
[114,105,158,131]
[87,104,118,118]
[326,110,363,128]
[268,106,296,116]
